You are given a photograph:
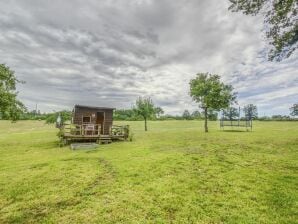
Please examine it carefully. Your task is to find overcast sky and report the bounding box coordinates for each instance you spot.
[0,0,297,116]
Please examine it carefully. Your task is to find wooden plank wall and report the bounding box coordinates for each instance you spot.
[73,107,113,135]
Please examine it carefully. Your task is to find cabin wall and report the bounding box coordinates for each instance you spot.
[103,110,113,135]
[73,107,113,135]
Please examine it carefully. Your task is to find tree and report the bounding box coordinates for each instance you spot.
[182,110,191,120]
[229,0,298,61]
[222,107,239,120]
[189,73,237,132]
[154,107,164,118]
[0,64,26,121]
[114,109,142,121]
[45,110,72,124]
[290,103,298,116]
[133,97,155,131]
[243,104,258,120]
[191,110,202,119]
[207,109,218,121]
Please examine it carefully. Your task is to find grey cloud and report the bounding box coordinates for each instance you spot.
[0,0,297,115]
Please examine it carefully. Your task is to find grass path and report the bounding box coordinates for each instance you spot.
[0,120,297,223]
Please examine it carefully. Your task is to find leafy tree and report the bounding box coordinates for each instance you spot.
[222,107,239,120]
[45,110,72,124]
[154,107,164,118]
[133,97,155,131]
[114,109,142,121]
[190,73,237,132]
[191,110,202,119]
[0,64,26,121]
[207,109,218,121]
[182,110,191,120]
[229,0,298,61]
[272,114,291,121]
[243,104,258,120]
[290,103,298,116]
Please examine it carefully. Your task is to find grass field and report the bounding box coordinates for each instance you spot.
[0,120,297,223]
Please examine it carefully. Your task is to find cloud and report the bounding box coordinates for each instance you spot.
[0,0,297,115]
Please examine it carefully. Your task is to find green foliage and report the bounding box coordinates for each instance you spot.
[229,0,298,61]
[133,97,155,131]
[182,110,191,120]
[243,104,258,120]
[222,107,240,120]
[114,107,164,121]
[189,73,236,110]
[45,110,72,125]
[207,109,218,121]
[189,73,236,132]
[114,109,142,121]
[0,64,26,121]
[271,114,293,121]
[154,107,164,118]
[191,110,202,119]
[290,103,298,116]
[0,120,297,223]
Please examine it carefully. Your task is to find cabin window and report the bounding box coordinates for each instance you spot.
[82,116,91,123]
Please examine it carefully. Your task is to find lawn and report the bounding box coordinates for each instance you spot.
[0,120,297,223]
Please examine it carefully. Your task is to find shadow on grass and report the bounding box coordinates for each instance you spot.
[221,130,250,133]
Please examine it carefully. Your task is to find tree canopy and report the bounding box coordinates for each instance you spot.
[290,103,298,116]
[133,97,155,131]
[229,0,298,61]
[154,107,164,118]
[190,73,237,132]
[45,110,72,125]
[0,64,26,121]
[182,110,191,120]
[243,104,258,120]
[222,107,240,120]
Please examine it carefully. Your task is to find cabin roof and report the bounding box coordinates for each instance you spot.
[74,105,115,110]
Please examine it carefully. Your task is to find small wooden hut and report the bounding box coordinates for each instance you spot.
[59,105,129,145]
[72,105,114,135]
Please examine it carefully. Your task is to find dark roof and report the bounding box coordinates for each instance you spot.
[74,105,115,110]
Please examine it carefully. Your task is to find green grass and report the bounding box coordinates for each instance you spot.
[0,120,297,223]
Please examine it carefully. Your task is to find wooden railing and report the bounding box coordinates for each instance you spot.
[62,123,101,136]
[61,124,129,138]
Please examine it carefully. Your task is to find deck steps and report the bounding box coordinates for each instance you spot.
[70,143,99,150]
[98,135,112,144]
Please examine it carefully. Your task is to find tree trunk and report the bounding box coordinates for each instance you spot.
[204,107,208,133]
[144,117,147,131]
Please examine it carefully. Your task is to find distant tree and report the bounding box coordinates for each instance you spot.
[182,110,191,120]
[191,110,202,119]
[133,97,155,131]
[190,73,237,132]
[154,107,164,118]
[0,64,26,121]
[45,110,71,124]
[243,104,258,120]
[222,107,239,120]
[114,109,141,121]
[290,103,298,116]
[272,114,291,121]
[229,0,298,61]
[207,109,218,121]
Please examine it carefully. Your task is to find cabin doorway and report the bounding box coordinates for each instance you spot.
[96,112,105,134]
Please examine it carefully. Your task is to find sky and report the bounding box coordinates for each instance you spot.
[0,0,297,116]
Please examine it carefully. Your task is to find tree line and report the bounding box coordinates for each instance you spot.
[1,66,298,133]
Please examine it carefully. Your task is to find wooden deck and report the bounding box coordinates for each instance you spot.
[59,124,129,146]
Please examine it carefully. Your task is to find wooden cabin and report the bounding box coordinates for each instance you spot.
[72,105,115,135]
[59,105,129,146]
